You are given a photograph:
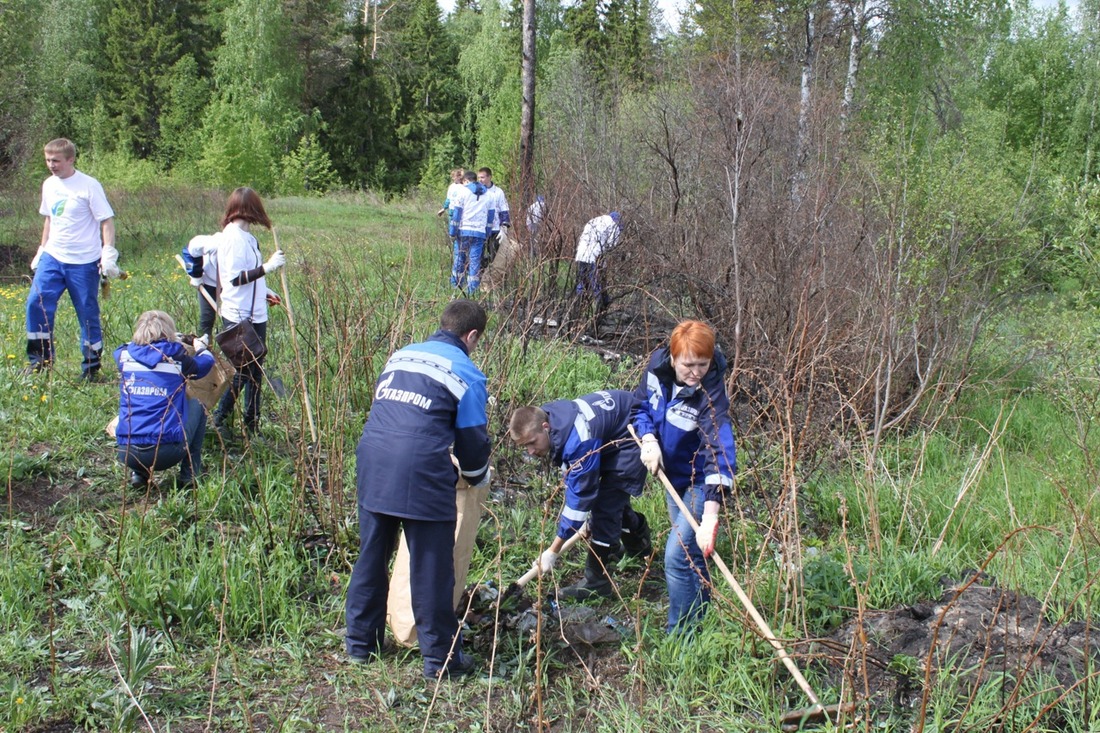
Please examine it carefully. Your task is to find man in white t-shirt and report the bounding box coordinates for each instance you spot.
[26,138,119,379]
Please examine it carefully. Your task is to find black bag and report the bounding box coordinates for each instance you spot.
[216,319,266,367]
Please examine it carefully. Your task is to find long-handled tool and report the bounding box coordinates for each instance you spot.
[501,523,589,606]
[270,228,318,444]
[627,426,849,727]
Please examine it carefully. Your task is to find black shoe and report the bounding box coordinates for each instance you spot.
[424,652,477,680]
[130,471,149,489]
[558,577,614,601]
[80,368,107,383]
[22,361,48,376]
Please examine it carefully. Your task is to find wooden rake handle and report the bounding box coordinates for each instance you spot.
[627,425,823,712]
[514,522,589,588]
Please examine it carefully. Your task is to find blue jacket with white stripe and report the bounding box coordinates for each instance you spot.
[114,341,214,446]
[544,390,645,539]
[356,329,491,522]
[631,346,737,502]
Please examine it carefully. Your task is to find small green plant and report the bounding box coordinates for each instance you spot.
[0,678,45,730]
[92,614,162,732]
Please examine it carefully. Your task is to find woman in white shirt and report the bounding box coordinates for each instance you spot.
[189,187,285,437]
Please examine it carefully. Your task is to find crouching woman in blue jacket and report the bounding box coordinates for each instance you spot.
[115,310,214,489]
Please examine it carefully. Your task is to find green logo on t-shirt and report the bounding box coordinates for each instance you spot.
[51,200,66,217]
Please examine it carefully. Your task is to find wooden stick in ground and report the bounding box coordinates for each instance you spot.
[627,425,824,713]
[271,228,318,445]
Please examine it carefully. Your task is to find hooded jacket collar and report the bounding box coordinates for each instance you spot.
[428,328,469,356]
[126,341,185,368]
[650,344,729,397]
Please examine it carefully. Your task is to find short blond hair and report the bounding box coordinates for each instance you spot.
[44,138,76,160]
[508,406,547,442]
[132,310,178,345]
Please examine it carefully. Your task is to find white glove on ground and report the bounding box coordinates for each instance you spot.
[640,434,663,474]
[31,248,42,271]
[100,245,121,279]
[263,250,286,273]
[696,513,719,558]
[194,334,209,353]
[534,549,559,574]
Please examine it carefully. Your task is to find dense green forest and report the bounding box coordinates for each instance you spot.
[1,0,1096,199]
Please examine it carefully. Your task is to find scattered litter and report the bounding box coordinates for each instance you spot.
[546,319,559,328]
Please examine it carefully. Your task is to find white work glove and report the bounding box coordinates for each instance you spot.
[189,277,203,287]
[695,513,719,558]
[31,248,43,271]
[263,250,286,274]
[194,334,209,354]
[472,466,493,489]
[640,434,663,475]
[100,245,121,279]
[534,549,559,574]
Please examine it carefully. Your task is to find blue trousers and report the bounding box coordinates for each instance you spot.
[25,252,103,373]
[665,485,711,633]
[587,480,645,549]
[345,509,463,675]
[575,260,609,308]
[116,397,207,481]
[451,236,485,293]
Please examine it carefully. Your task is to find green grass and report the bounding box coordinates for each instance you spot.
[2,187,1100,730]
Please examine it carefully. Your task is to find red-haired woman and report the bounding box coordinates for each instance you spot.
[188,187,285,437]
[631,320,737,633]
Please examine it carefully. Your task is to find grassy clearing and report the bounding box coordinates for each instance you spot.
[1,187,1099,731]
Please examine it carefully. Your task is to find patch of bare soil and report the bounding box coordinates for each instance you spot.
[4,444,118,526]
[804,572,1099,721]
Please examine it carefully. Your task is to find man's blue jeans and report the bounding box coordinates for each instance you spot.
[451,236,485,293]
[26,252,103,373]
[664,484,711,633]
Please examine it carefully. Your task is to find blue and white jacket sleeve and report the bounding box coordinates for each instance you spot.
[631,372,658,438]
[557,432,601,539]
[453,374,491,486]
[698,370,737,503]
[449,205,462,239]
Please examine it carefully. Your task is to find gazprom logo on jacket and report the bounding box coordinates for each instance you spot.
[122,374,168,398]
[668,403,699,431]
[592,391,616,411]
[375,372,433,410]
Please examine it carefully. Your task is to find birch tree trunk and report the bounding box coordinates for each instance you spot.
[791,3,816,210]
[520,0,537,209]
[840,0,867,135]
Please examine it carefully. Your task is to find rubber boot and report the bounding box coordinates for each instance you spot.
[559,544,616,601]
[621,511,653,559]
